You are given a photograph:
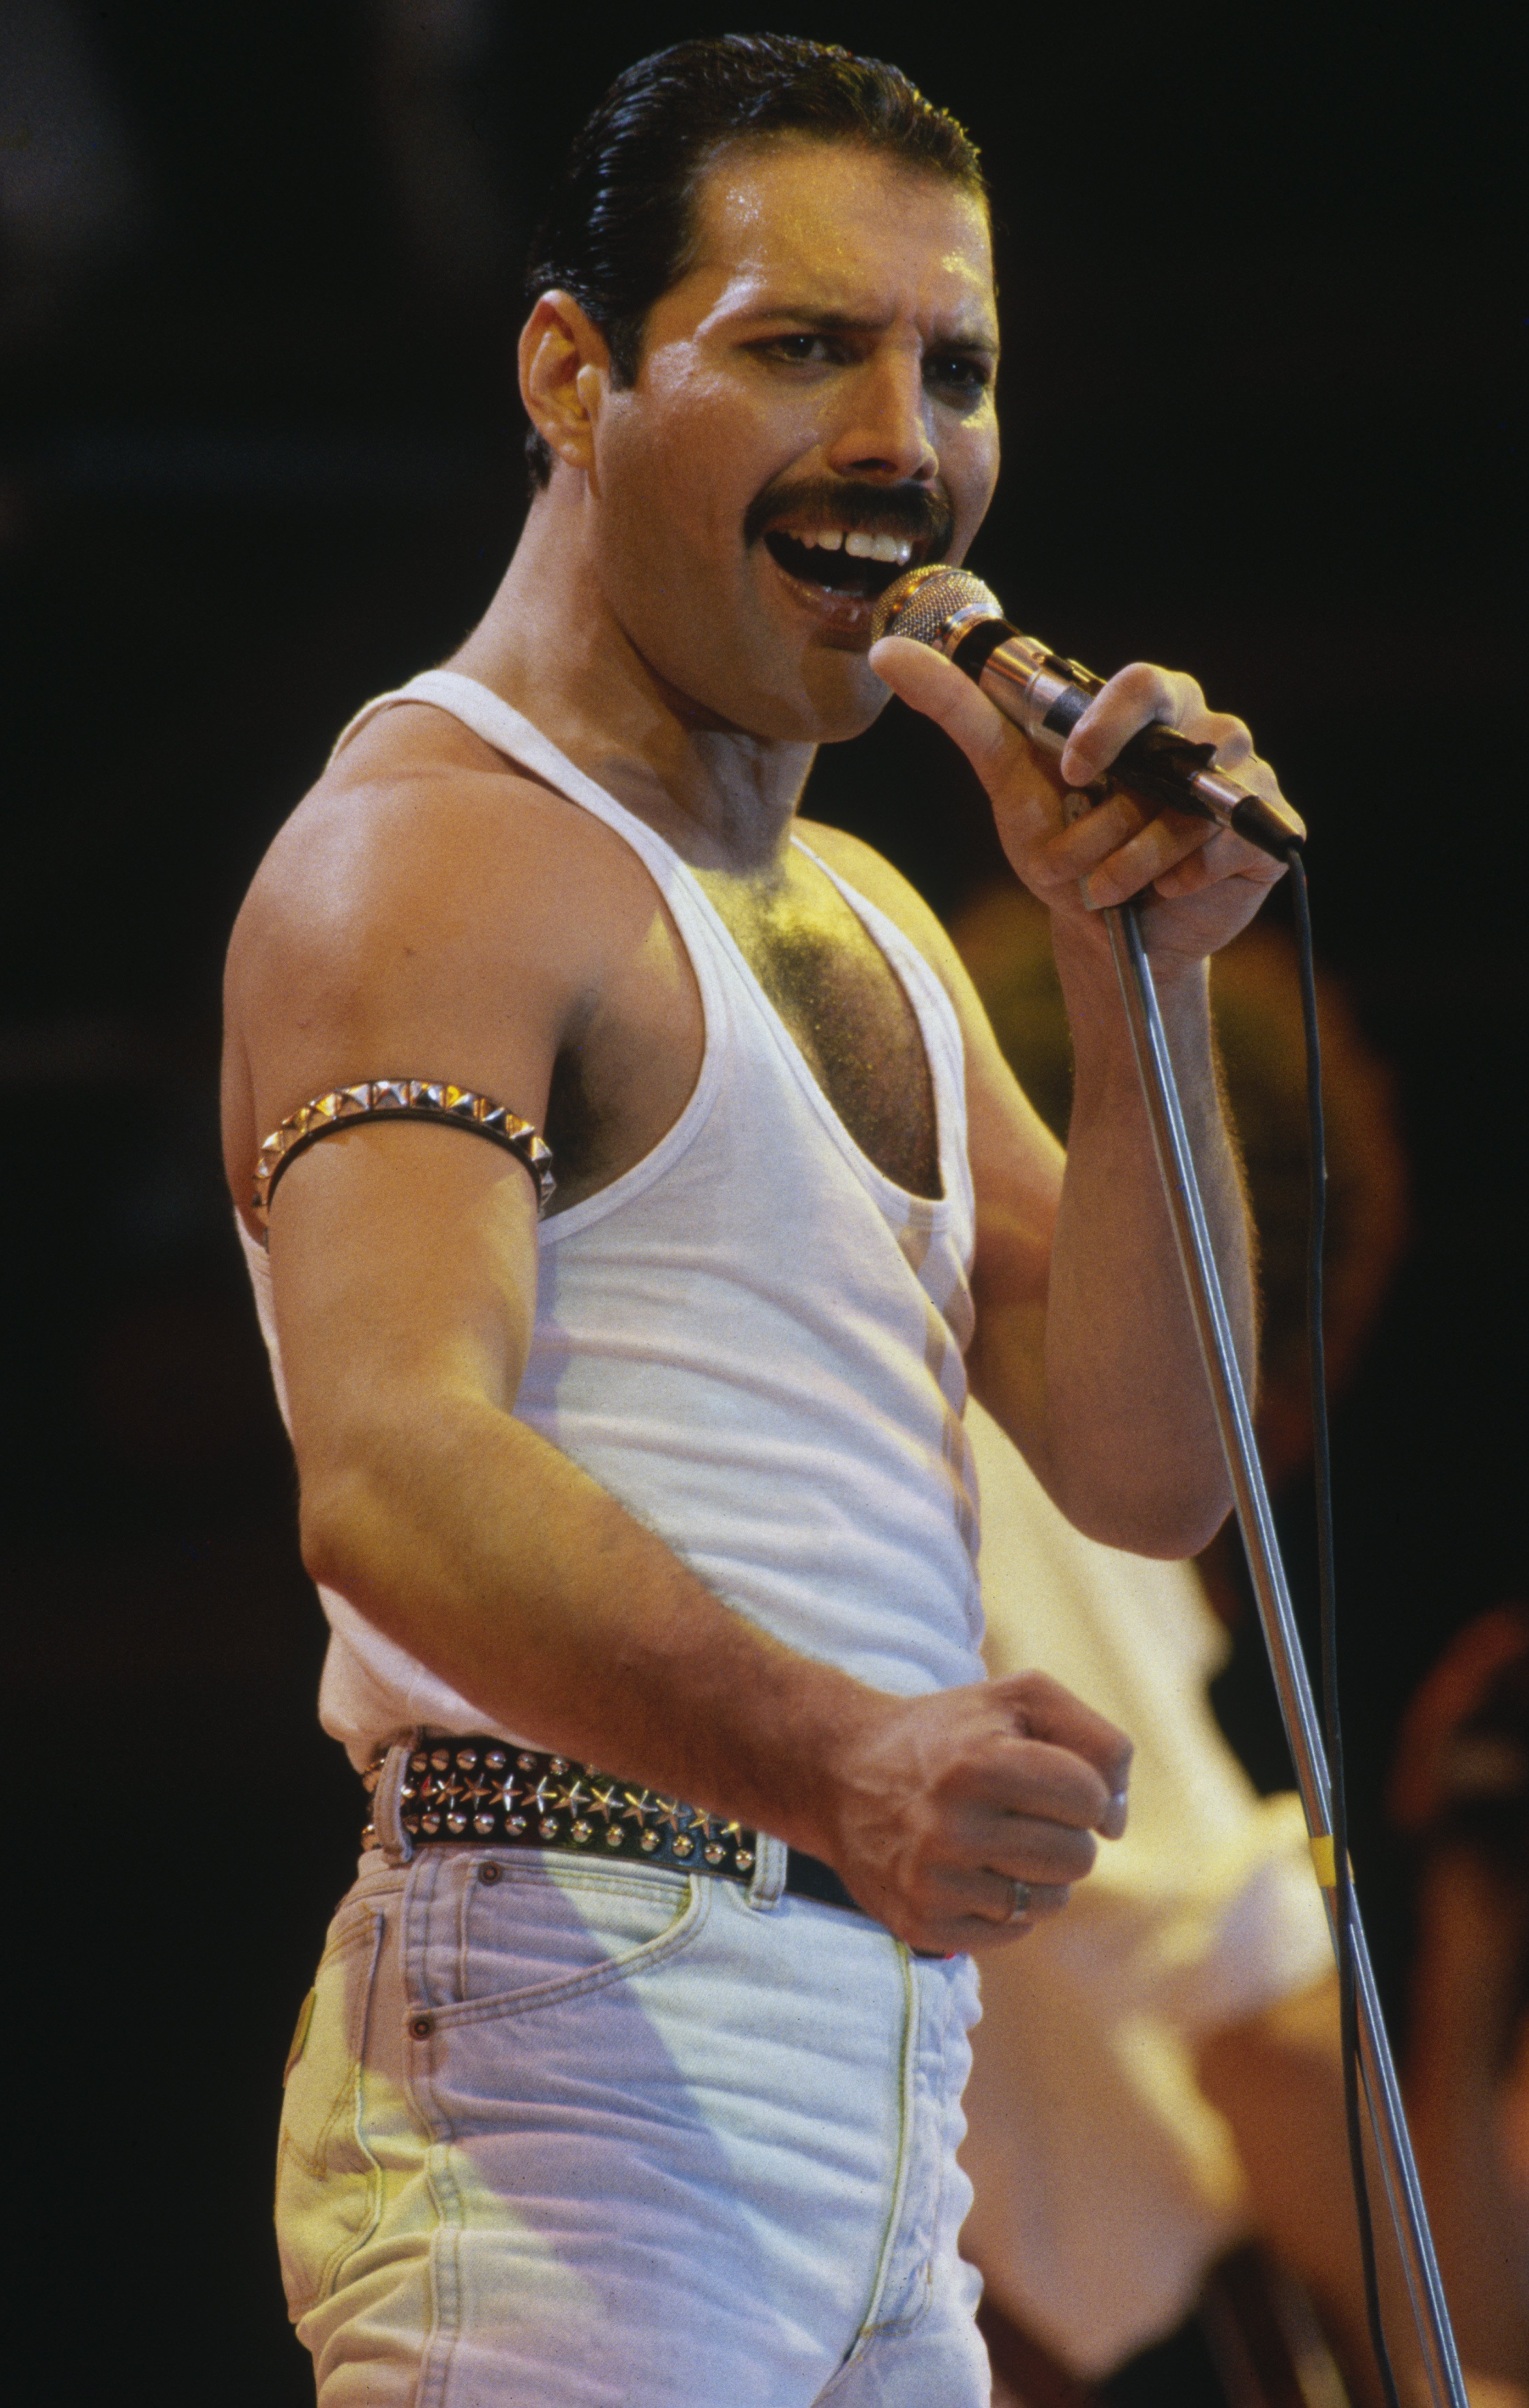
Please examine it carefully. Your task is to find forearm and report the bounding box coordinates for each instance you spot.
[300,1385,879,1853]
[1003,922,1253,1554]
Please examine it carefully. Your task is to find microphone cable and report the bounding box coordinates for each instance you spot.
[1285,846,1402,2408]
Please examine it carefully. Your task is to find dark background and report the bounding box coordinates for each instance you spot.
[3,3,1521,2398]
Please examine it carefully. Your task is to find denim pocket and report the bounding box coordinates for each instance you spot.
[412,1850,708,2027]
[274,1899,385,2321]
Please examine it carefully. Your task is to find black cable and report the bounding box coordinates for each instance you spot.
[1286,846,1402,2408]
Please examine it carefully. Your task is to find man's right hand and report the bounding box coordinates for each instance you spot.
[820,1669,1132,1956]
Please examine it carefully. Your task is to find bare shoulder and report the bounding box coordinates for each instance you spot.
[229,701,646,1007]
[223,700,667,1198]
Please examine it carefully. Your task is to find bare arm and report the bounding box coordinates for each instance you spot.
[870,637,1294,1557]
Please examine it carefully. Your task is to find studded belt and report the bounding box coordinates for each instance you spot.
[361,1736,865,1918]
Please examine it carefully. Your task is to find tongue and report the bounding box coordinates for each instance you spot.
[763,529,887,596]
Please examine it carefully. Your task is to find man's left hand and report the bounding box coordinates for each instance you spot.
[869,634,1302,961]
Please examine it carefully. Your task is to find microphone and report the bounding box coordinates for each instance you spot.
[869,566,1304,860]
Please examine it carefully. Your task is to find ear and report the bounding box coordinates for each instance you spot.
[519,292,611,477]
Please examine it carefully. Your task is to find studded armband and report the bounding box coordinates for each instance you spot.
[251,1078,555,1236]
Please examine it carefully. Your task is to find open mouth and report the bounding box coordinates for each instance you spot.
[762,524,926,602]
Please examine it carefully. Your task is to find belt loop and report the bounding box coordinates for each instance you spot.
[746,1832,787,1911]
[370,1733,419,1866]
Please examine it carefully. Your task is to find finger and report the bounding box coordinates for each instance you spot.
[985,1811,1100,1887]
[991,1669,1134,1803]
[1152,829,1286,901]
[868,636,1057,818]
[1201,711,1255,768]
[1074,788,1305,912]
[1039,787,1151,886]
[965,1869,1073,1928]
[1058,662,1203,787]
[968,1736,1116,1836]
[903,1866,1074,1952]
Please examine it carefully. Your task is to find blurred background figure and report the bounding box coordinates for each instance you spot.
[1391,1607,1529,2399]
[949,880,1454,2406]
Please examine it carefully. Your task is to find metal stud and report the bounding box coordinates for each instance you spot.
[473,1813,495,1835]
[486,1749,507,1771]
[639,1830,661,1853]
[421,1812,441,1834]
[604,1827,624,1848]
[734,1850,754,1872]
[571,1820,593,1844]
[671,1835,694,1859]
[455,1748,478,1770]
[549,1757,569,1775]
[430,1749,450,1772]
[410,1753,428,1774]
[517,1753,538,1771]
[508,1814,526,1833]
[446,1812,467,1834]
[539,1817,560,1841]
[704,1844,725,1865]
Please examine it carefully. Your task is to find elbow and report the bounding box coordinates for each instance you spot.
[1053,1475,1233,1562]
[297,1461,388,1599]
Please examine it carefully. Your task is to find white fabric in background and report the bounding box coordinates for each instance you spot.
[959,1400,1333,2376]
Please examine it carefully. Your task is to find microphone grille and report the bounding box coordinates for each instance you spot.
[869,564,1002,647]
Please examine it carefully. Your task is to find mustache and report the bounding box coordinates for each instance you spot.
[742,477,955,555]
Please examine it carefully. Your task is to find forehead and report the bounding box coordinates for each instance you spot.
[676,137,997,337]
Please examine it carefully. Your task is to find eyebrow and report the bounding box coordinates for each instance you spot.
[744,305,999,353]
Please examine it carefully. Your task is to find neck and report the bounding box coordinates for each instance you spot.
[449,479,814,875]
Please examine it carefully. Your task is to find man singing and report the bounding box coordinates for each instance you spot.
[224,34,1294,2406]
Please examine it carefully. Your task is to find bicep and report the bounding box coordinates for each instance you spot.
[225,773,579,1461]
[223,765,588,1229]
[267,1123,543,1483]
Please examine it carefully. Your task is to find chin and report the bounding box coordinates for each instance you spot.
[786,650,896,747]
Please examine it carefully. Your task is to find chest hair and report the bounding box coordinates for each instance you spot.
[704,874,942,1201]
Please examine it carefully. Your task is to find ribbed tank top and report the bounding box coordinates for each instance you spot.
[238,671,985,1767]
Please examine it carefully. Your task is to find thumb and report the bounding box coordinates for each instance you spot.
[868,635,1023,786]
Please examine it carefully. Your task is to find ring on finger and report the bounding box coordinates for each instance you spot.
[1008,1878,1033,1923]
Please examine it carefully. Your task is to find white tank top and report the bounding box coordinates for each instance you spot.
[239,671,985,1766]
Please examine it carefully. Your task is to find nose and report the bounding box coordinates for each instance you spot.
[823,348,938,487]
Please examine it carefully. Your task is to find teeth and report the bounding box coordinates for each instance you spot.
[841,531,910,563]
[768,524,914,565]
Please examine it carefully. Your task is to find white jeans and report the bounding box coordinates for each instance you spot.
[276,1841,989,2406]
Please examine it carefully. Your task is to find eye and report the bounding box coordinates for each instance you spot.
[924,352,993,403]
[752,332,849,367]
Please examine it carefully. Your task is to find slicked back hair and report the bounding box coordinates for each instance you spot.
[522,34,985,492]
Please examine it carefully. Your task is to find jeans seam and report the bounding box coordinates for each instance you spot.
[279,1904,387,2323]
[835,1939,918,2368]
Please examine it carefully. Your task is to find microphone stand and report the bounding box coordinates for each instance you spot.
[1101,897,1468,2408]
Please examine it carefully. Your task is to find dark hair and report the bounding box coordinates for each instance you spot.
[522,34,985,492]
